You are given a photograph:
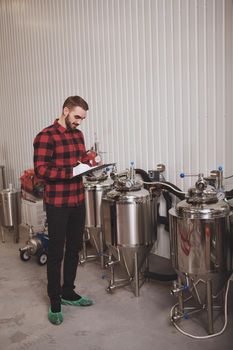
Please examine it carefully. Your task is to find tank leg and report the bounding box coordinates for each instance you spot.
[1,225,5,243]
[177,276,184,315]
[80,229,89,263]
[134,251,139,297]
[105,258,116,292]
[99,230,104,269]
[15,225,20,243]
[206,280,214,334]
[144,256,150,281]
[110,260,115,287]
[219,285,226,311]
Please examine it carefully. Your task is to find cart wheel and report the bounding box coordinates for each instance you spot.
[20,251,31,262]
[37,252,48,265]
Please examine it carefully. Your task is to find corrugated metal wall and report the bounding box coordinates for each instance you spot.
[0,0,232,190]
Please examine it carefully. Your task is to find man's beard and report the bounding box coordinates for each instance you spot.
[65,114,77,132]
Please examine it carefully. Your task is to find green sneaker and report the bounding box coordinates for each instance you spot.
[48,307,63,325]
[61,295,94,306]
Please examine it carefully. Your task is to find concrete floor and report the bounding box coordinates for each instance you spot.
[0,228,233,350]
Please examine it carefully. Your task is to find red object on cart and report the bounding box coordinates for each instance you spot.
[20,169,44,199]
[87,149,98,166]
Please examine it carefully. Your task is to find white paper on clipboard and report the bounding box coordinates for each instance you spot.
[74,163,115,176]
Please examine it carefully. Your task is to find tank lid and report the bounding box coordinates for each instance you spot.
[114,181,142,192]
[186,186,219,204]
[85,172,108,182]
[1,188,20,193]
[175,199,230,218]
[84,178,113,189]
[106,187,149,201]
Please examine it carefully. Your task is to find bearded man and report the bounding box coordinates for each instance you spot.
[33,96,94,325]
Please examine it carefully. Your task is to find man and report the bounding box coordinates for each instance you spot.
[33,96,93,326]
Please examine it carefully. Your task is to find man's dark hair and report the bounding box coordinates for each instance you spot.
[63,96,89,111]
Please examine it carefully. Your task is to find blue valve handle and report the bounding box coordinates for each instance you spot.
[180,167,223,179]
[180,172,203,178]
[182,284,189,291]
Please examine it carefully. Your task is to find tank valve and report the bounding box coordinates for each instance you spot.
[171,312,184,322]
[105,259,119,268]
[170,281,188,296]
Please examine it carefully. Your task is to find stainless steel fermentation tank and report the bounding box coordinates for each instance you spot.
[102,184,157,296]
[83,176,113,267]
[0,187,21,243]
[169,174,233,335]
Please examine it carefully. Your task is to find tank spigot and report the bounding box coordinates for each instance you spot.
[195,174,207,192]
[170,281,188,296]
[170,287,182,296]
[171,313,184,322]
[105,260,119,268]
[105,261,113,268]
[106,285,117,293]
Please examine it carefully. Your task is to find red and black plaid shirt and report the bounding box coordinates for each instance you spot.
[33,119,89,207]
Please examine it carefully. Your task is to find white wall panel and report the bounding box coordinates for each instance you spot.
[0,0,232,191]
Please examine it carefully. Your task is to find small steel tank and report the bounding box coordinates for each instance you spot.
[169,174,233,334]
[0,187,21,243]
[82,173,113,267]
[102,175,157,296]
[103,188,156,247]
[85,179,113,228]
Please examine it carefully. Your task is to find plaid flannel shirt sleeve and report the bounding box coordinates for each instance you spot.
[33,132,73,181]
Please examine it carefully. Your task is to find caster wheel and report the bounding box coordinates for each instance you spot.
[37,252,48,265]
[20,251,31,262]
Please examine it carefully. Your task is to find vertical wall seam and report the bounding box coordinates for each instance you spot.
[0,0,231,187]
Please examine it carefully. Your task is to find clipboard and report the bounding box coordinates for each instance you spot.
[75,163,115,176]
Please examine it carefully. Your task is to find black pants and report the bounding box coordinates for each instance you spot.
[46,203,85,300]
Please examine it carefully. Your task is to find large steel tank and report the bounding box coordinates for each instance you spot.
[82,174,113,267]
[170,200,232,280]
[169,174,233,334]
[102,184,157,296]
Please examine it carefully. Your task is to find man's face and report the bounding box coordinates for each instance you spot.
[65,106,87,131]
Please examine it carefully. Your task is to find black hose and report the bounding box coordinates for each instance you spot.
[225,189,233,200]
[135,168,152,182]
[162,191,173,231]
[155,181,185,200]
[162,181,184,194]
[135,169,185,201]
[144,270,177,281]
[135,168,178,281]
